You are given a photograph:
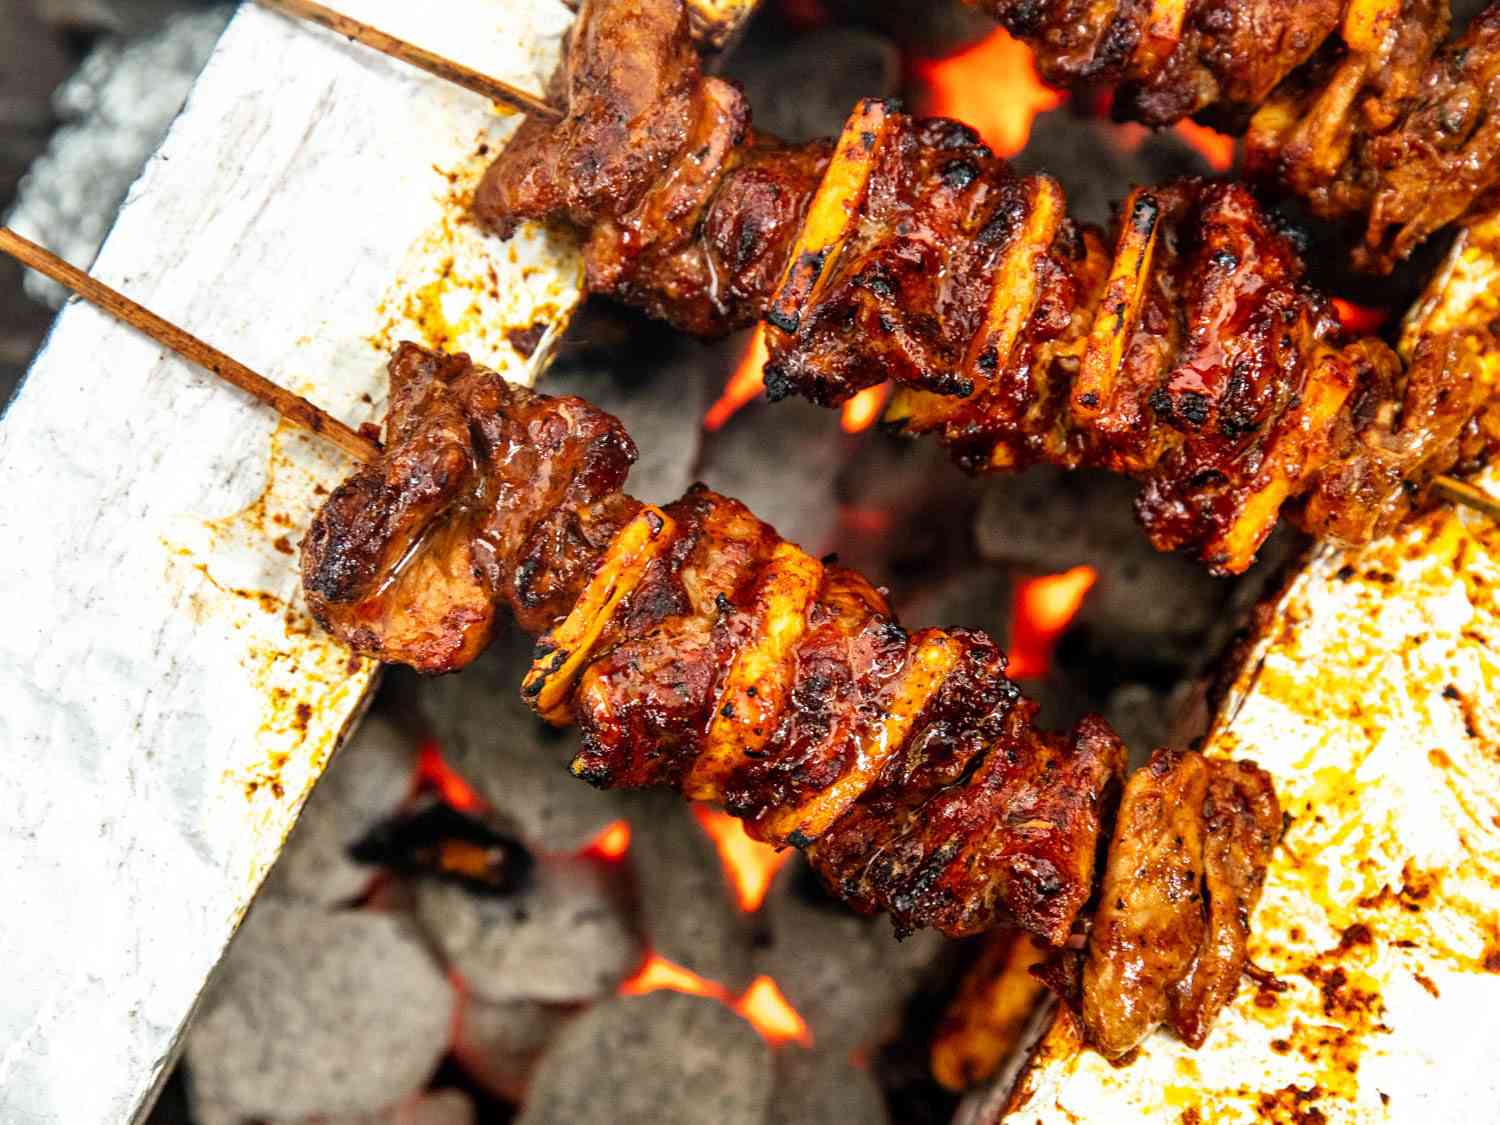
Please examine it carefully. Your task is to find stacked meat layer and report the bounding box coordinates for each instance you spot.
[975,0,1500,269]
[301,343,1280,1057]
[476,0,1494,574]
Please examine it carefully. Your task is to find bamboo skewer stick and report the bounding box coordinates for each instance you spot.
[2,227,1498,534]
[0,227,380,465]
[257,0,563,122]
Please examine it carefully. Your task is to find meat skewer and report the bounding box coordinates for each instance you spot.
[474,0,1499,575]
[2,225,1278,1060]
[967,0,1500,271]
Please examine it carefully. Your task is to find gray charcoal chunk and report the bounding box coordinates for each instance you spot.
[727,28,899,142]
[768,1046,890,1125]
[622,792,753,990]
[754,859,944,1052]
[520,991,773,1125]
[453,997,577,1101]
[264,715,417,906]
[415,853,639,1004]
[185,901,452,1120]
[416,629,629,853]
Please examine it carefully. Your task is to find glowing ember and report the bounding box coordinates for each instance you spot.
[1007,565,1097,679]
[841,381,890,433]
[704,326,769,431]
[736,976,812,1046]
[581,818,632,861]
[1172,120,1235,173]
[415,741,485,811]
[620,952,813,1046]
[1332,298,1388,335]
[913,28,1062,157]
[693,805,792,912]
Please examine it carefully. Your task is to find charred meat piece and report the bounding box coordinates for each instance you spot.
[1082,749,1280,1058]
[301,343,640,668]
[475,0,1497,574]
[300,345,1278,1055]
[301,347,1127,944]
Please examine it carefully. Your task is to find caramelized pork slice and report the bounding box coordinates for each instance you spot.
[1082,749,1280,1058]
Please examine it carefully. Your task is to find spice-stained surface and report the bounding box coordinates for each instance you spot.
[994,477,1500,1122]
[0,2,586,1122]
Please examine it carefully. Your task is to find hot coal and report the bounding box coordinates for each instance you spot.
[411,629,632,854]
[414,853,639,1005]
[265,715,418,906]
[754,858,946,1053]
[350,799,533,897]
[519,991,773,1125]
[184,900,452,1121]
[622,792,754,991]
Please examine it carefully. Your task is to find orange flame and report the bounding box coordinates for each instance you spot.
[693,805,792,912]
[913,29,1063,157]
[1332,298,1388,335]
[415,741,485,811]
[620,952,812,1046]
[704,327,769,431]
[581,819,632,861]
[1007,566,1097,679]
[1172,120,1235,173]
[841,381,890,433]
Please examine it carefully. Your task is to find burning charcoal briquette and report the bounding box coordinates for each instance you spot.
[414,852,639,1004]
[263,716,417,906]
[452,997,577,1102]
[754,859,945,1053]
[520,991,773,1125]
[725,27,899,142]
[415,630,631,853]
[768,1046,890,1125]
[184,901,453,1121]
[622,792,753,990]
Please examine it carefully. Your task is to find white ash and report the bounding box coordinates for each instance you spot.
[621,792,754,991]
[520,991,773,1125]
[452,996,577,1102]
[414,852,639,1005]
[185,900,452,1122]
[754,858,945,1053]
[6,6,232,307]
[768,1045,891,1125]
[263,714,417,906]
[192,1088,478,1125]
[413,629,631,854]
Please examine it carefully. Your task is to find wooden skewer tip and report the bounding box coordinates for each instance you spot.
[257,0,564,121]
[0,226,379,464]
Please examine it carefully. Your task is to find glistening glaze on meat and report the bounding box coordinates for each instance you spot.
[973,0,1500,269]
[301,345,1278,1055]
[475,0,1497,575]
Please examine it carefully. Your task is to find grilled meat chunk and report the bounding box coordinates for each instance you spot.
[301,345,1277,1053]
[475,0,1495,574]
[301,344,639,668]
[975,0,1500,268]
[1082,749,1280,1058]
